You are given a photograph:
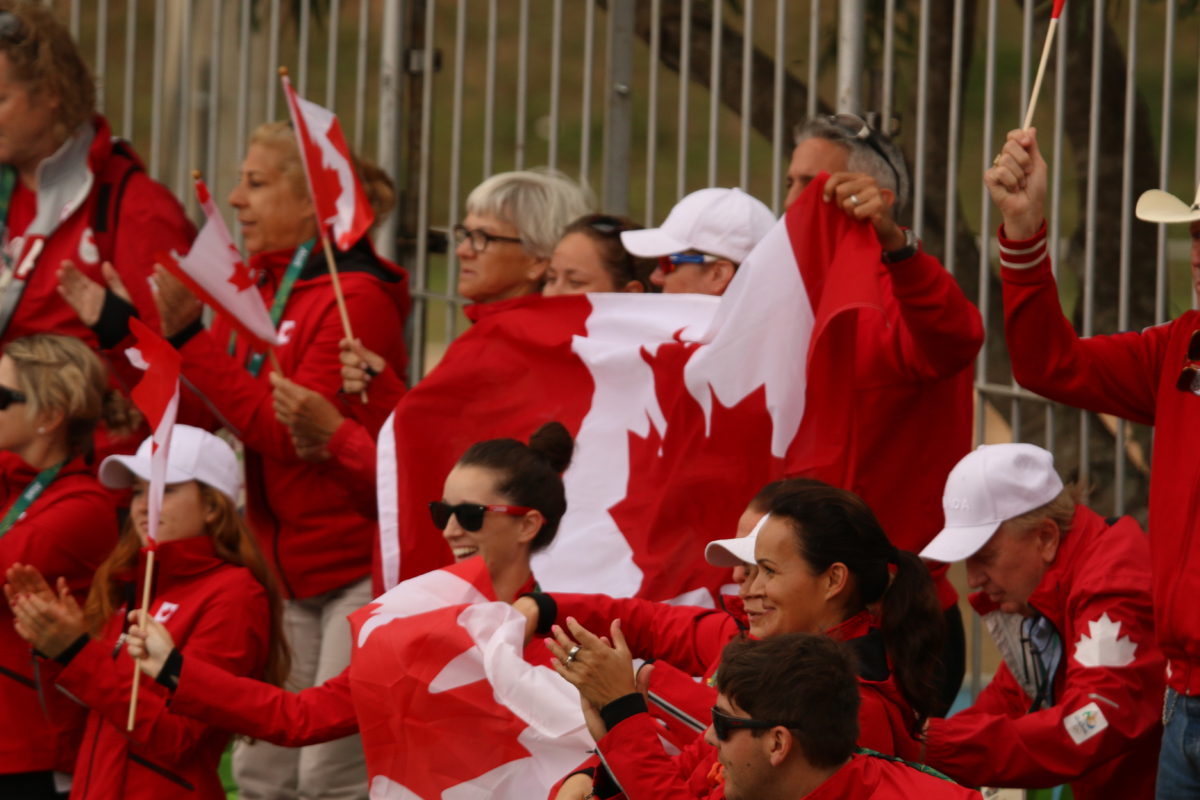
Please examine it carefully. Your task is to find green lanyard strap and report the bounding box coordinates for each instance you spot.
[0,460,65,537]
[0,165,20,271]
[227,238,314,377]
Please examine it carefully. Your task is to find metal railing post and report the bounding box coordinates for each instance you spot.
[602,0,634,214]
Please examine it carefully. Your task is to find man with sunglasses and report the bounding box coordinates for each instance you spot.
[580,633,980,799]
[785,113,984,714]
[989,126,1200,796]
[619,187,775,295]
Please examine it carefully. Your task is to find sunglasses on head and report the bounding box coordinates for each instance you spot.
[428,500,533,532]
[0,385,26,411]
[1177,330,1200,394]
[657,252,720,275]
[586,215,638,236]
[709,705,798,741]
[824,112,902,192]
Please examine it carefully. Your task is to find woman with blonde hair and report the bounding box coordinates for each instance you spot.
[0,334,124,797]
[6,425,288,799]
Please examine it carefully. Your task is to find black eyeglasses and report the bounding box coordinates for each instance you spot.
[824,113,902,193]
[0,385,26,411]
[709,706,799,741]
[1177,330,1200,394]
[429,500,534,532]
[453,224,524,254]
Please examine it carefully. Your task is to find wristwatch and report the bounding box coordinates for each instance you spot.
[881,227,919,264]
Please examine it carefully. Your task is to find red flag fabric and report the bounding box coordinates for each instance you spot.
[347,558,593,797]
[1052,0,1066,18]
[125,318,182,544]
[280,74,374,251]
[158,177,279,350]
[377,175,883,602]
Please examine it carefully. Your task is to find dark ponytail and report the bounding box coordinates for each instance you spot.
[766,482,943,733]
[457,421,575,551]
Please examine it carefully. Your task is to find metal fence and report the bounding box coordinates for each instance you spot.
[53,0,1199,694]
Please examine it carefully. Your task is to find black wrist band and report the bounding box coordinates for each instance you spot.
[48,634,89,666]
[167,317,204,350]
[520,592,558,636]
[93,290,139,349]
[155,647,183,691]
[599,692,647,731]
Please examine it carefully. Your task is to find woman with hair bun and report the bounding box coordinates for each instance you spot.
[0,334,124,797]
[112,424,574,765]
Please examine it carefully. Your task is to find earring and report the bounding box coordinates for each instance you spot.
[36,426,45,434]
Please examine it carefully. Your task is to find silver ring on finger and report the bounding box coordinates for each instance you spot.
[565,644,582,664]
[849,194,860,206]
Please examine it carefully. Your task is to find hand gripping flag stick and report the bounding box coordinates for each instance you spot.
[1022,0,1067,130]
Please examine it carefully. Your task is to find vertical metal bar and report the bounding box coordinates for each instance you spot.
[1115,0,1139,516]
[1019,0,1032,120]
[548,0,563,170]
[882,0,896,126]
[836,0,864,113]
[122,0,136,138]
[514,0,529,170]
[150,0,165,178]
[676,0,691,199]
[973,0,998,702]
[175,0,193,197]
[414,0,437,371]
[580,0,596,186]
[326,0,341,109]
[1156,0,1177,324]
[645,0,662,224]
[739,0,753,191]
[913,0,930,240]
[483,0,496,176]
[772,0,786,212]
[298,0,311,95]
[943,0,964,276]
[706,0,721,186]
[377,0,403,262]
[69,0,80,38]
[1046,1,1068,452]
[1080,0,1105,490]
[266,0,282,121]
[206,0,222,186]
[447,0,467,346]
[602,0,634,214]
[354,0,369,152]
[237,0,252,160]
[805,0,817,120]
[95,0,108,112]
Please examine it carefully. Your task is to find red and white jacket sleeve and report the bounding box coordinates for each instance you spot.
[923,582,1162,786]
[594,698,716,800]
[1000,222,1165,424]
[53,583,270,762]
[169,659,357,746]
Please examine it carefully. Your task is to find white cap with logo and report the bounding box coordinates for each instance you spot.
[99,425,242,502]
[704,514,770,568]
[920,443,1064,564]
[620,187,776,264]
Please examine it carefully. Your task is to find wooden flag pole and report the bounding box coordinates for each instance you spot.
[1022,15,1060,130]
[319,232,367,402]
[268,349,283,375]
[126,547,157,731]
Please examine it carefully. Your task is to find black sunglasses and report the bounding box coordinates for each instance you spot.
[586,215,638,236]
[0,384,26,411]
[429,500,534,532]
[1177,330,1200,394]
[824,113,902,192]
[709,706,798,741]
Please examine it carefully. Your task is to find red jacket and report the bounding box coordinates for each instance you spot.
[0,454,118,775]
[177,239,410,598]
[999,222,1200,695]
[923,505,1163,798]
[819,250,983,608]
[46,536,271,799]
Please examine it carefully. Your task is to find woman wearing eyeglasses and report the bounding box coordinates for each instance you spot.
[102,423,572,770]
[0,334,124,797]
[542,214,653,296]
[525,482,944,800]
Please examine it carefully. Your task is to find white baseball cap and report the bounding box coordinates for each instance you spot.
[100,425,242,502]
[920,444,1064,564]
[705,514,770,568]
[1135,182,1200,224]
[620,187,776,264]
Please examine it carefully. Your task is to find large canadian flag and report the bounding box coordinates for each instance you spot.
[281,74,374,250]
[124,319,182,545]
[158,177,279,350]
[377,176,883,601]
[347,557,593,798]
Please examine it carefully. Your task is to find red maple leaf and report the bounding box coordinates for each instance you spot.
[226,244,257,291]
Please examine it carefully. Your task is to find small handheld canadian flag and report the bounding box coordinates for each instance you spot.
[123,318,181,730]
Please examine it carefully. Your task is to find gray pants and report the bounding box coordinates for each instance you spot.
[233,576,372,800]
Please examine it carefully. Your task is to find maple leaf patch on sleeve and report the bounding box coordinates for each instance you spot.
[1072,612,1138,668]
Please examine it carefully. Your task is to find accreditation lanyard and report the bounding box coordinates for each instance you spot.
[0,460,65,537]
[227,238,314,377]
[0,165,19,272]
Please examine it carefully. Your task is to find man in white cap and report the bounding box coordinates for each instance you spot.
[988,126,1200,794]
[620,187,775,295]
[918,444,1162,799]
